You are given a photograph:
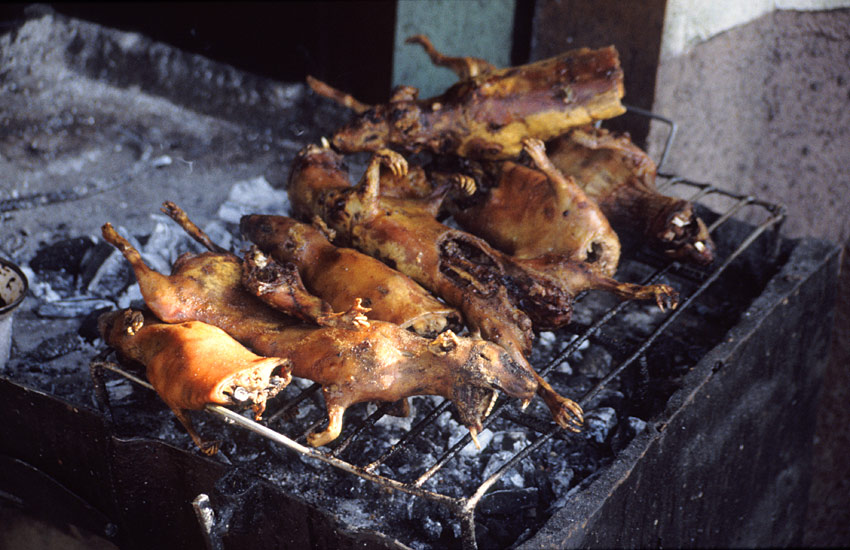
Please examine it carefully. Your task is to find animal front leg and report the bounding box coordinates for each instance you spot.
[307,400,347,447]
[355,149,409,218]
[533,373,584,433]
[241,246,334,323]
[172,408,221,455]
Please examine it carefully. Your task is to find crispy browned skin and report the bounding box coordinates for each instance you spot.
[101,221,537,447]
[309,39,625,160]
[292,145,583,431]
[454,137,621,276]
[98,309,291,454]
[158,201,333,325]
[448,138,678,321]
[547,126,716,265]
[239,214,461,337]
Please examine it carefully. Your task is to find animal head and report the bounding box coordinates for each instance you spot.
[431,332,537,432]
[98,308,145,345]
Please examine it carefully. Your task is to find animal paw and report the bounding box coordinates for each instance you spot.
[376,148,408,177]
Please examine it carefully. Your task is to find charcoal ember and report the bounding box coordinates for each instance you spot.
[141,216,198,272]
[489,430,530,453]
[583,388,625,412]
[582,407,618,444]
[478,488,541,548]
[482,450,536,488]
[201,219,235,254]
[561,372,593,396]
[216,176,291,225]
[575,344,613,379]
[610,416,648,453]
[29,236,95,273]
[459,427,494,455]
[105,378,134,401]
[405,497,450,543]
[479,486,539,515]
[25,331,83,361]
[82,234,140,297]
[545,465,577,512]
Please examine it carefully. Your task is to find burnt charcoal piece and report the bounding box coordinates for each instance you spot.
[29,236,95,273]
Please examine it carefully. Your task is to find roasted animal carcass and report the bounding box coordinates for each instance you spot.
[289,144,583,431]
[239,214,461,337]
[98,308,291,454]
[101,218,538,447]
[448,138,678,317]
[546,126,716,265]
[452,137,622,277]
[308,35,625,160]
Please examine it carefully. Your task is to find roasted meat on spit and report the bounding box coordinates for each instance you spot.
[98,308,291,454]
[448,138,679,318]
[239,213,461,337]
[546,126,716,265]
[452,137,622,277]
[308,35,625,160]
[101,216,538,447]
[288,144,584,431]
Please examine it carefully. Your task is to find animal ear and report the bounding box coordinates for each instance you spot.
[429,330,460,355]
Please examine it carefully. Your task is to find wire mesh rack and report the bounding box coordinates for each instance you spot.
[92,108,787,550]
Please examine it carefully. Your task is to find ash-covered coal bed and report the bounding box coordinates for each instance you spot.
[2,171,746,549]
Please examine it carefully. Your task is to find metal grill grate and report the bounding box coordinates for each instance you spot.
[93,109,786,550]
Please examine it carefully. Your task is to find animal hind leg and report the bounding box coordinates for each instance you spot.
[405,34,497,80]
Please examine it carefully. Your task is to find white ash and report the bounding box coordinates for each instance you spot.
[142,214,201,272]
[35,297,115,318]
[19,265,62,303]
[105,377,134,401]
[216,176,290,224]
[583,407,618,444]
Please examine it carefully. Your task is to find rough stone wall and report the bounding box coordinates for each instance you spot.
[648,9,850,244]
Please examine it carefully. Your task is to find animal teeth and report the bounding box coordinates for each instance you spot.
[468,427,481,449]
[484,391,498,417]
[694,241,706,252]
[672,216,688,227]
[232,387,250,402]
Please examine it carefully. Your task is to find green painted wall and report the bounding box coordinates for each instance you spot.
[392,0,516,99]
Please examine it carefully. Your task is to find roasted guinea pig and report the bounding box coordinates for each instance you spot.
[289,145,583,431]
[101,218,538,447]
[239,214,461,337]
[308,35,625,160]
[452,137,622,277]
[98,308,291,454]
[449,138,678,318]
[546,126,715,265]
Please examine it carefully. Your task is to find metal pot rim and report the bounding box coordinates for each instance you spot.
[0,257,29,315]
